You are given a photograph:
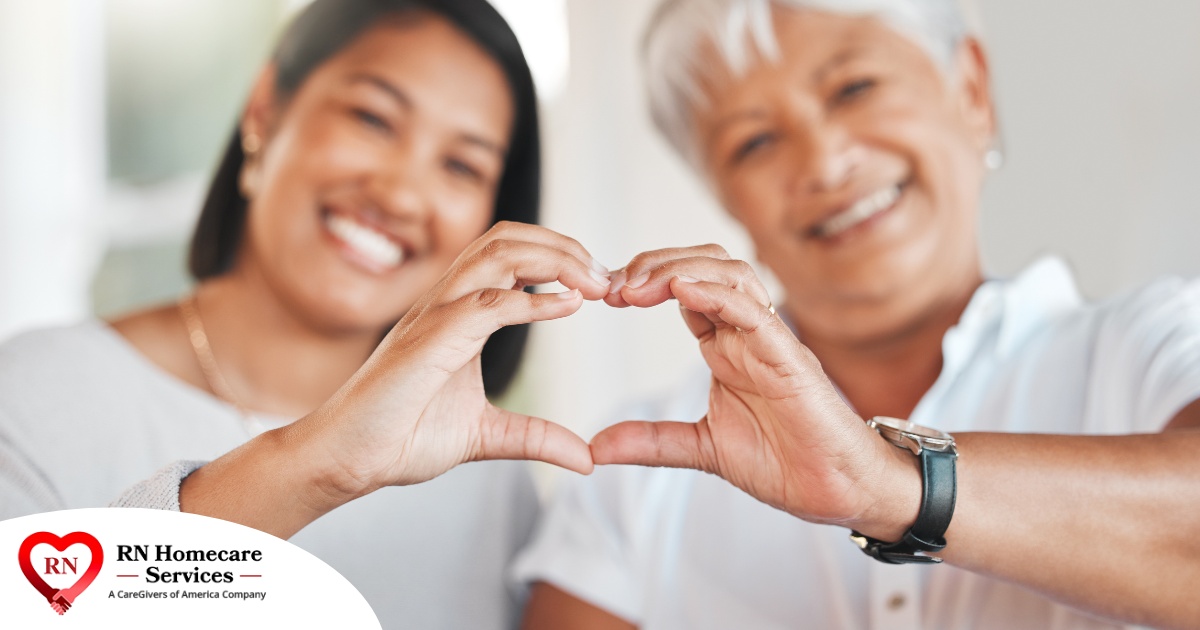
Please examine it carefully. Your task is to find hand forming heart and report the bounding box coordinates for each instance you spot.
[284,228,910,539]
[590,243,918,536]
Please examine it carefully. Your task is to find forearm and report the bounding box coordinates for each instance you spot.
[179,412,364,539]
[934,428,1200,628]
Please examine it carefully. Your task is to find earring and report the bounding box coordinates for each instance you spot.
[984,148,1004,171]
[242,133,262,155]
[239,166,258,199]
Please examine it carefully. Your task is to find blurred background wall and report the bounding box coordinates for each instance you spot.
[1,0,1197,484]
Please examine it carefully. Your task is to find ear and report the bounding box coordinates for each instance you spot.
[238,64,281,199]
[951,37,997,155]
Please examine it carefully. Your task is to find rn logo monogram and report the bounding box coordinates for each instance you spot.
[18,531,105,615]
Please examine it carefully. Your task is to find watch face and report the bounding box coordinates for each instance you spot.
[869,416,953,442]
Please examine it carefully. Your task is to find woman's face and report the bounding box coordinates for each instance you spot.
[693,9,994,344]
[238,15,513,334]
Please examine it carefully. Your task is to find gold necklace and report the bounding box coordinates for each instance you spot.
[178,293,260,434]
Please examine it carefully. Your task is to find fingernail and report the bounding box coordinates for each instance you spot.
[625,273,650,289]
[589,258,610,277]
[556,289,580,299]
[589,268,610,287]
[608,271,626,294]
[675,275,699,284]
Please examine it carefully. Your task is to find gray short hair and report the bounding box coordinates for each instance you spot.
[643,0,970,168]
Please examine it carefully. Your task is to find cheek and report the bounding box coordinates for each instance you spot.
[263,110,383,191]
[719,166,787,230]
[888,94,984,198]
[918,126,984,228]
[432,197,493,257]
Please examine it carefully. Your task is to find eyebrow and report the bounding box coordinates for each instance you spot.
[346,73,506,157]
[706,109,770,149]
[704,46,871,148]
[813,46,868,84]
[348,73,413,110]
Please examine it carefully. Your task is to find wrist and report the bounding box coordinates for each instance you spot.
[278,410,377,512]
[849,435,924,542]
[848,417,960,564]
[176,423,358,539]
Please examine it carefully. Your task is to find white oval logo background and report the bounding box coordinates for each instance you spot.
[0,508,381,628]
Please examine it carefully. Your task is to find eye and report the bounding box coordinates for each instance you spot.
[352,108,392,134]
[445,158,484,183]
[731,132,777,165]
[832,78,877,105]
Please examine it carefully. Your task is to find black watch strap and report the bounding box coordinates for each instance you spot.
[850,447,957,564]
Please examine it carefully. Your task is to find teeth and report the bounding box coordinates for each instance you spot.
[325,214,404,269]
[815,185,901,238]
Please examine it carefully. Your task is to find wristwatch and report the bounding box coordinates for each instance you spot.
[849,416,958,564]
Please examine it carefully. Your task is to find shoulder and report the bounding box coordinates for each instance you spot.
[0,322,150,474]
[1088,276,1200,387]
[0,319,168,429]
[1041,275,1200,365]
[0,321,123,377]
[998,262,1200,358]
[1091,276,1200,337]
[1053,275,1200,431]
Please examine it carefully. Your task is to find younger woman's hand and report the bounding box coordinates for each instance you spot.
[298,221,612,497]
[180,222,611,538]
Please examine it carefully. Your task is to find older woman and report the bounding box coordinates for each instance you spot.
[516,1,1200,628]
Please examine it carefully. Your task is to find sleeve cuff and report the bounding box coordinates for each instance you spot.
[110,460,207,511]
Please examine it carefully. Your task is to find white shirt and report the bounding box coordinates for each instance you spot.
[0,321,539,630]
[513,258,1200,630]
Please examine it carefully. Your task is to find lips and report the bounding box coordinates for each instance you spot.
[322,210,408,272]
[809,182,905,240]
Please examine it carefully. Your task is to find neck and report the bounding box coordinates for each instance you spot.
[792,279,982,420]
[191,266,382,418]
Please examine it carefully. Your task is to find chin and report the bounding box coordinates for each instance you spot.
[289,287,413,337]
[789,252,946,338]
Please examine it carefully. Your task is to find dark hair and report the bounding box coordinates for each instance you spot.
[189,0,539,396]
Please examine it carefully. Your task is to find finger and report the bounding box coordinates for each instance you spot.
[609,243,729,297]
[445,240,612,303]
[603,268,632,308]
[446,287,584,343]
[620,244,731,280]
[589,420,715,472]
[618,257,771,308]
[376,289,584,383]
[464,221,610,278]
[477,407,594,475]
[671,278,805,366]
[678,300,716,340]
[671,277,775,331]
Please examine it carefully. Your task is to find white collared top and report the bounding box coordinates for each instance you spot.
[513,258,1200,630]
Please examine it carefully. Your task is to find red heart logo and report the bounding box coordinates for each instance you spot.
[18,531,105,615]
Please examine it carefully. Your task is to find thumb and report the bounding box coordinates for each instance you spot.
[475,406,595,475]
[589,419,716,472]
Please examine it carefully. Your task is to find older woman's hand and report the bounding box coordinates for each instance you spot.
[592,245,921,540]
[180,222,612,538]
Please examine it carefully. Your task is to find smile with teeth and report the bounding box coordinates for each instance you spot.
[324,213,405,269]
[812,184,902,239]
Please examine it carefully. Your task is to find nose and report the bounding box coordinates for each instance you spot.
[787,120,863,195]
[367,145,432,225]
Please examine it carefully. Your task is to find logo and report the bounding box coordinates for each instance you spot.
[18,531,104,615]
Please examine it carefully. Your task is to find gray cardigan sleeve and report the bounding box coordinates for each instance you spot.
[110,460,207,511]
[0,431,63,519]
